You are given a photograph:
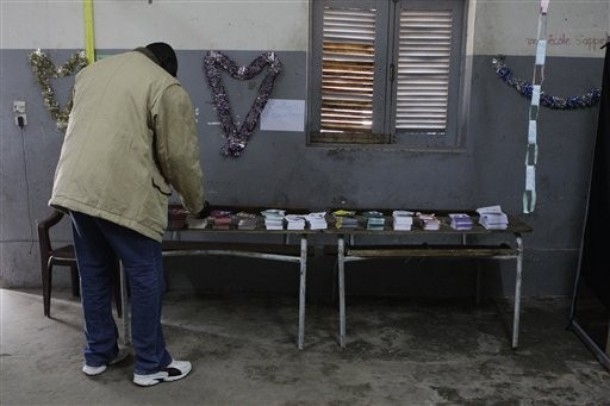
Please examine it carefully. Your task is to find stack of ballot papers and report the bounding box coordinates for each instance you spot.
[392,210,414,231]
[476,205,509,230]
[235,212,257,230]
[305,212,328,230]
[261,209,285,230]
[362,211,385,231]
[332,210,359,229]
[209,210,233,230]
[449,213,474,231]
[285,214,306,230]
[417,212,441,231]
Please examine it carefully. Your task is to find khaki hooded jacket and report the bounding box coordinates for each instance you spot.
[49,49,204,242]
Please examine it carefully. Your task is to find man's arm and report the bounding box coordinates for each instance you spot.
[153,84,205,214]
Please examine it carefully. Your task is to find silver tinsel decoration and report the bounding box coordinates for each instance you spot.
[204,51,282,158]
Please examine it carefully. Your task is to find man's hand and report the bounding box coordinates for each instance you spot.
[196,201,212,218]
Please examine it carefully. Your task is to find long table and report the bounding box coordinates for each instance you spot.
[326,213,532,349]
[121,206,319,350]
[119,208,532,351]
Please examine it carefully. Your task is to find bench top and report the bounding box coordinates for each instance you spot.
[345,244,518,258]
[161,241,313,256]
[168,212,532,235]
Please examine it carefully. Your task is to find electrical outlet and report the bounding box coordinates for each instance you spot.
[13,100,27,128]
[15,114,27,127]
[13,100,26,114]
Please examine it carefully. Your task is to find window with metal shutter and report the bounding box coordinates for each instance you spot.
[396,9,453,134]
[321,7,376,135]
[310,0,465,147]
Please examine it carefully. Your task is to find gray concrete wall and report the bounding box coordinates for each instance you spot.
[0,46,603,298]
[1,0,607,299]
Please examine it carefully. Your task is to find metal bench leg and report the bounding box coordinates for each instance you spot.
[512,235,523,349]
[297,235,307,350]
[338,236,346,348]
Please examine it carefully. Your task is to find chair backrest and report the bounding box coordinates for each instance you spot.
[37,210,67,268]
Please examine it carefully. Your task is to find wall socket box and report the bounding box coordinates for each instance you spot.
[13,100,26,114]
[13,100,27,127]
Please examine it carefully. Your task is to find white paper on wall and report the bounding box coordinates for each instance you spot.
[260,99,305,132]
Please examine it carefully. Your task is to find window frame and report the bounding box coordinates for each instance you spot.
[308,0,468,150]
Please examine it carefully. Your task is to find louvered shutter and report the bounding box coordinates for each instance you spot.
[311,0,464,146]
[320,7,376,134]
[395,9,453,134]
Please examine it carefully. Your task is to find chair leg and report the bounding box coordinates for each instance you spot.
[43,264,52,317]
[70,264,80,297]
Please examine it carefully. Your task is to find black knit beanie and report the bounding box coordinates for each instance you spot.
[145,42,178,77]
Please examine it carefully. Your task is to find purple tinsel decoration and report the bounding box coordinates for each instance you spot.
[204,51,282,158]
[492,56,601,110]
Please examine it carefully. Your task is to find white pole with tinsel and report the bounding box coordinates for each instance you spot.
[524,0,550,214]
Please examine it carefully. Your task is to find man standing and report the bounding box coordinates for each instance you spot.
[49,42,208,386]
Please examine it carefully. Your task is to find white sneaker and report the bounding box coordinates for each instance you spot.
[133,360,192,387]
[82,348,130,376]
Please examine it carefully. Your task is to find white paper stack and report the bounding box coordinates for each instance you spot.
[417,212,441,231]
[261,209,285,230]
[305,212,328,230]
[392,210,413,231]
[449,213,473,231]
[476,205,509,230]
[285,214,306,230]
[423,219,441,230]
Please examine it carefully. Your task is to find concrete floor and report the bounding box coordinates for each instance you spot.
[1,288,609,405]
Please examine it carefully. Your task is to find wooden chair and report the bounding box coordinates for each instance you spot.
[36,210,122,318]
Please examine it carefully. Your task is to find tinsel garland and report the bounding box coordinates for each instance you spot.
[28,49,89,131]
[204,51,282,157]
[492,56,601,110]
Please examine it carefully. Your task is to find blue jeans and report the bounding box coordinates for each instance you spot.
[70,211,172,374]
